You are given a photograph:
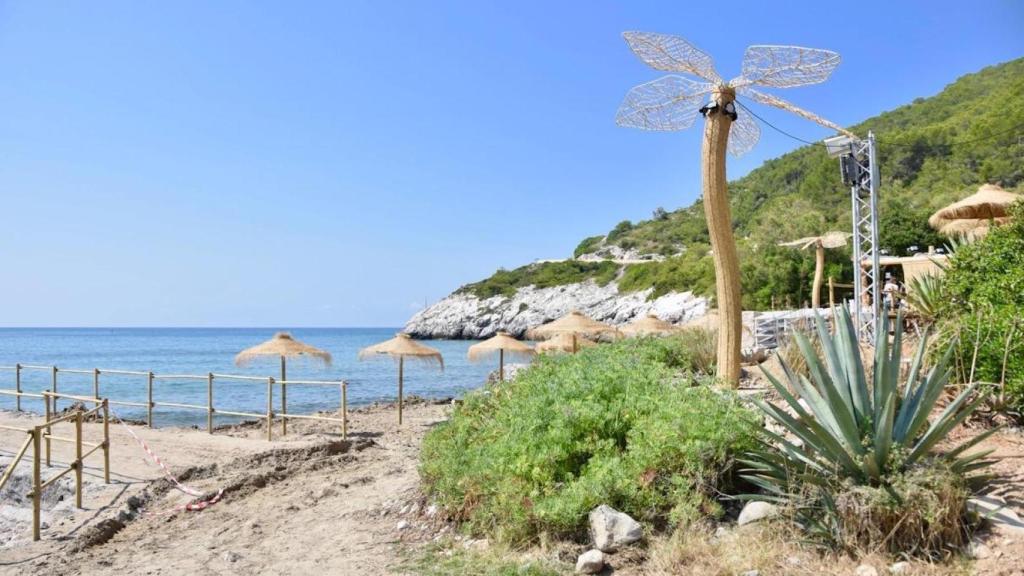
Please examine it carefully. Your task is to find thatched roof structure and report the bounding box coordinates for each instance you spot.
[619,314,679,337]
[467,331,534,362]
[526,310,618,341]
[938,216,1012,240]
[234,332,332,367]
[929,184,1020,226]
[358,333,444,368]
[778,231,851,250]
[862,254,950,284]
[535,333,597,354]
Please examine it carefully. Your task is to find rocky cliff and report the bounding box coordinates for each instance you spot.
[404,280,707,340]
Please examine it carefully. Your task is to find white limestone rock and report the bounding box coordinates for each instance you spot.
[589,505,643,552]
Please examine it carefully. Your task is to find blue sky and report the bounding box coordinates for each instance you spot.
[1,1,1021,327]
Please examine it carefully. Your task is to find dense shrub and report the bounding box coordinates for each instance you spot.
[940,201,1024,311]
[421,338,759,544]
[936,201,1024,414]
[458,260,619,299]
[573,235,604,259]
[618,246,716,300]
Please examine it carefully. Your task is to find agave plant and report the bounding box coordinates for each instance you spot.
[743,308,995,549]
[904,273,944,323]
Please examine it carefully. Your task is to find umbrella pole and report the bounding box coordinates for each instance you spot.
[499,349,504,382]
[280,356,287,436]
[398,356,404,425]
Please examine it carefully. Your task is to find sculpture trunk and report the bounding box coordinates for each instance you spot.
[813,242,824,309]
[701,87,742,386]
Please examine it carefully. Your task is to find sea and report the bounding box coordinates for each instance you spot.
[0,328,499,427]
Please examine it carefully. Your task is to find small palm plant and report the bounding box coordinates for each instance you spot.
[744,308,995,553]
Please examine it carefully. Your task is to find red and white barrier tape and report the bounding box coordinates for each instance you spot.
[108,407,224,515]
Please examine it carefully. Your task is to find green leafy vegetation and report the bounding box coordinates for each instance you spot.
[458,260,618,299]
[573,235,605,259]
[744,310,992,554]
[463,58,1024,309]
[420,337,758,544]
[934,201,1024,414]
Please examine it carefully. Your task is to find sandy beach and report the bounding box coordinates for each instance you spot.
[0,399,450,576]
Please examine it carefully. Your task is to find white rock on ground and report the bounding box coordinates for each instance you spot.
[737,501,779,526]
[855,565,879,576]
[589,505,643,552]
[575,549,605,574]
[888,561,911,574]
[968,539,992,559]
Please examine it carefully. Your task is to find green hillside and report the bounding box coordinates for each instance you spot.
[463,58,1024,308]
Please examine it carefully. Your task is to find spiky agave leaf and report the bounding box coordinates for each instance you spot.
[745,307,995,493]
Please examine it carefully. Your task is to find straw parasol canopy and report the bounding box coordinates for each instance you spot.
[929,184,1020,225]
[779,231,851,309]
[526,310,618,340]
[358,333,443,424]
[536,333,597,354]
[235,332,332,436]
[937,216,1012,240]
[619,314,679,338]
[235,332,332,377]
[526,310,619,354]
[467,331,534,382]
[929,184,1021,239]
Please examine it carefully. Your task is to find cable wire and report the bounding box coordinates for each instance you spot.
[734,97,1024,149]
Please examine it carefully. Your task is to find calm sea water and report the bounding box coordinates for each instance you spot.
[0,328,501,427]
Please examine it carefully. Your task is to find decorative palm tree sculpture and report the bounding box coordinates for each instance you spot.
[616,32,855,385]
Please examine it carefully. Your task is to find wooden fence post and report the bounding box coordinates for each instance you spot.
[102,399,110,483]
[266,377,274,442]
[93,368,100,403]
[14,363,21,412]
[207,373,214,434]
[74,411,83,509]
[341,382,348,439]
[43,388,51,467]
[51,366,58,414]
[280,356,287,436]
[147,371,154,428]
[32,427,41,541]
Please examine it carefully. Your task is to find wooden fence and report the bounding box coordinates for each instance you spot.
[0,394,110,541]
[0,364,348,441]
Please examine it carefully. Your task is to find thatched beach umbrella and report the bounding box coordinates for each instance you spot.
[235,332,332,434]
[779,231,851,309]
[619,314,679,338]
[929,184,1021,240]
[526,310,618,353]
[358,333,443,425]
[467,331,534,382]
[536,333,598,355]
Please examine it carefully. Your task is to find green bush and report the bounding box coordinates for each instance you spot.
[941,201,1024,311]
[573,235,604,259]
[936,201,1024,414]
[459,260,619,299]
[618,246,716,300]
[421,338,759,544]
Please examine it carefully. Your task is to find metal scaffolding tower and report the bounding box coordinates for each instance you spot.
[835,132,881,342]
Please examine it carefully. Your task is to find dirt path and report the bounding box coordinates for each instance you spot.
[0,399,450,576]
